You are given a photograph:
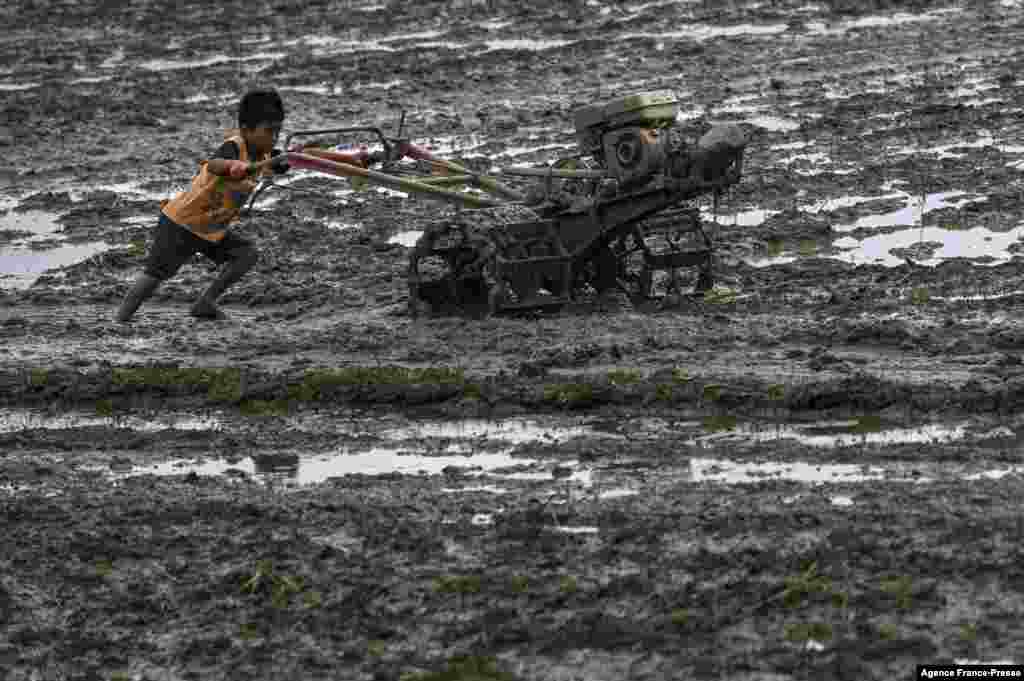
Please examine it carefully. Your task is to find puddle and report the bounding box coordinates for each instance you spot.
[388,230,422,248]
[831,495,854,507]
[137,52,286,71]
[963,468,1024,481]
[746,189,1014,267]
[70,75,113,84]
[0,210,62,238]
[383,417,596,444]
[0,82,40,91]
[126,446,534,485]
[745,115,801,132]
[597,488,639,500]
[352,79,404,91]
[832,224,1024,267]
[690,420,1002,449]
[279,84,336,95]
[478,39,576,52]
[806,9,960,35]
[802,192,907,215]
[621,23,787,42]
[442,485,510,494]
[690,457,886,484]
[0,409,221,433]
[835,191,987,232]
[892,133,1000,160]
[502,465,593,486]
[0,210,110,289]
[704,207,777,227]
[119,416,605,485]
[555,525,599,535]
[771,141,813,151]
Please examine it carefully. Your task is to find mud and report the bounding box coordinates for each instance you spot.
[3,0,1024,679]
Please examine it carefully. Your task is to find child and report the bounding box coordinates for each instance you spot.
[115,88,289,322]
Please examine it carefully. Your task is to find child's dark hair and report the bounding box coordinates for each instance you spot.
[238,89,285,128]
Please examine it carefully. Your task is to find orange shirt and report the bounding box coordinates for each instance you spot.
[161,134,271,242]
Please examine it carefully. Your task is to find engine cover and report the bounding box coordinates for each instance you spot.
[601,125,669,189]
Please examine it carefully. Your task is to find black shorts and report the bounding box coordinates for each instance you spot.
[143,214,255,280]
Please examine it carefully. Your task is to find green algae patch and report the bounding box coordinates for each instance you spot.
[112,367,243,402]
[289,366,465,401]
[400,656,518,681]
[543,382,595,407]
[606,368,642,385]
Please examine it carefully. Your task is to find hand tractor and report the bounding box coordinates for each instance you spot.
[254,91,747,317]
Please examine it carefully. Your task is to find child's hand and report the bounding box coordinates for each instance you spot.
[270,155,290,175]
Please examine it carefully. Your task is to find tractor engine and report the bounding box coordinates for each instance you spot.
[574,91,745,191]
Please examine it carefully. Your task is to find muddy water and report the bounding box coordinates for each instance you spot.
[6,0,1024,678]
[0,210,110,288]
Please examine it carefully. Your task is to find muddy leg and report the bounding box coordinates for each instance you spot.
[191,239,258,320]
[115,273,162,323]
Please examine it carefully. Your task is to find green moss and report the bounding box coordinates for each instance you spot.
[240,559,306,609]
[607,368,642,385]
[433,574,481,595]
[879,575,913,609]
[959,623,978,641]
[112,367,242,402]
[126,239,146,257]
[671,367,692,384]
[463,383,483,400]
[702,414,736,433]
[782,562,832,609]
[701,384,722,402]
[302,590,323,609]
[853,414,884,434]
[878,622,898,640]
[655,383,673,402]
[784,621,832,643]
[767,384,785,401]
[95,399,114,417]
[29,368,47,387]
[702,286,737,305]
[543,382,594,407]
[509,575,529,593]
[670,608,690,626]
[367,640,386,658]
[910,286,931,305]
[400,656,517,681]
[559,575,578,594]
[239,399,291,417]
[238,622,259,641]
[291,366,465,401]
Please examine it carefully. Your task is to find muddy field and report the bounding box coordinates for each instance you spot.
[4,0,1024,679]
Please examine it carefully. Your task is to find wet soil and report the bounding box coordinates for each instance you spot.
[3,0,1024,679]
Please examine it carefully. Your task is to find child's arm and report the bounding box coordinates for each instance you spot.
[205,158,274,178]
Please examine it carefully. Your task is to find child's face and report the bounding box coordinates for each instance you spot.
[244,121,282,155]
